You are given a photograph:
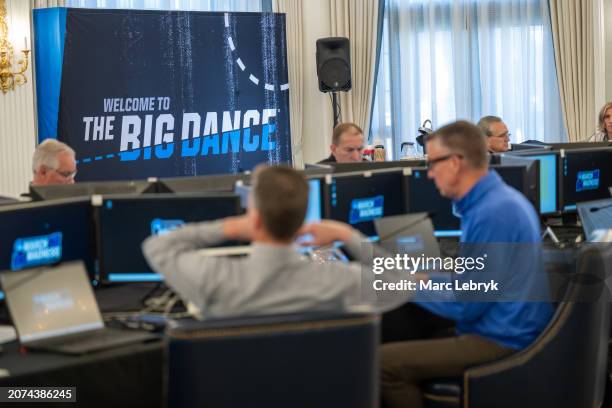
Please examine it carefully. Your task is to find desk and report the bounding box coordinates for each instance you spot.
[0,283,165,408]
[0,340,163,408]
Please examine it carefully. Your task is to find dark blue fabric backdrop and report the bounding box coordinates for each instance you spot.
[37,8,291,181]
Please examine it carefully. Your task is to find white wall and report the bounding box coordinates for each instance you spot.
[605,0,612,102]
[0,0,36,197]
[300,0,334,164]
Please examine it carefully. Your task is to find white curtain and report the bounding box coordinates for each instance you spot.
[32,0,66,7]
[64,0,261,11]
[273,0,303,168]
[372,0,567,159]
[329,0,380,141]
[549,0,595,143]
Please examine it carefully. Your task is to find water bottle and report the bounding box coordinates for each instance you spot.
[373,138,385,162]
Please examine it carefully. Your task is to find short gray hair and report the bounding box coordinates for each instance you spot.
[477,115,503,137]
[32,139,75,174]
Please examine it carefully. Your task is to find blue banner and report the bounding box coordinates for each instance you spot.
[33,8,67,142]
[35,8,291,181]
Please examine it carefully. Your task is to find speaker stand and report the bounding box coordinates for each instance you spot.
[332,92,340,128]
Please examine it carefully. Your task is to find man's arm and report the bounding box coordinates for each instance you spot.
[141,217,252,311]
[300,221,417,312]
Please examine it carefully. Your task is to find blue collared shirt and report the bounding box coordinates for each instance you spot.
[416,171,553,350]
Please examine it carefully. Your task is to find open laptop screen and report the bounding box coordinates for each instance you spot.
[0,262,103,343]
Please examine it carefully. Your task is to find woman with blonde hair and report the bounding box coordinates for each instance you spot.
[589,102,612,141]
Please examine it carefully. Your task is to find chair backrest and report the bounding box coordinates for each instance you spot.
[464,244,612,408]
[164,312,379,408]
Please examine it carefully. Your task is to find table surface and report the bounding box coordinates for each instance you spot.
[0,283,166,408]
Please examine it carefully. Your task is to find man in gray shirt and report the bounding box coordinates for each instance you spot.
[142,165,410,318]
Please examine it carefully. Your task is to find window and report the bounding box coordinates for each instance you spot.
[65,0,267,12]
[371,0,566,159]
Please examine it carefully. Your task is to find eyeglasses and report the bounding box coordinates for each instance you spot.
[426,153,463,170]
[342,146,365,153]
[52,168,77,180]
[491,132,511,139]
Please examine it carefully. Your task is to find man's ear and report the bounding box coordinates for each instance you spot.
[451,155,463,174]
[330,144,337,155]
[250,208,263,230]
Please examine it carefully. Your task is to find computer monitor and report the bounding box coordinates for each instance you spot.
[231,175,325,222]
[404,168,461,237]
[292,176,327,248]
[0,199,96,280]
[94,193,242,283]
[510,142,552,151]
[502,151,559,214]
[560,147,612,212]
[492,161,540,212]
[158,173,251,194]
[326,159,426,174]
[29,180,156,201]
[548,141,611,151]
[326,169,406,238]
[305,176,325,224]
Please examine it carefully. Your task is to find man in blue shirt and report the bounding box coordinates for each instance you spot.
[381,121,553,408]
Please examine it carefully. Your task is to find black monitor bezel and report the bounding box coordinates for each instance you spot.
[502,150,561,216]
[324,160,426,174]
[93,192,242,284]
[491,163,540,213]
[0,197,97,281]
[29,179,156,201]
[402,167,461,235]
[323,168,408,236]
[559,146,612,213]
[158,173,252,194]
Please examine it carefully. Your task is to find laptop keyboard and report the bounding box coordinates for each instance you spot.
[31,328,155,353]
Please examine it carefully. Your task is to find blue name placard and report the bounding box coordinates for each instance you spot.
[576,169,600,192]
[150,219,185,236]
[349,195,384,224]
[11,232,63,270]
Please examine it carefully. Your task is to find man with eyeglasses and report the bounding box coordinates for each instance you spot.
[477,115,510,153]
[318,122,366,163]
[31,139,77,186]
[380,121,552,408]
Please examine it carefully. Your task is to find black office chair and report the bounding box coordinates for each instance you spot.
[424,244,612,408]
[164,312,379,408]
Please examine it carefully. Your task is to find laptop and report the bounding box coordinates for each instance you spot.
[0,261,157,355]
[374,213,441,259]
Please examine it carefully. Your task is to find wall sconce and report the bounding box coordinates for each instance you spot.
[0,0,29,94]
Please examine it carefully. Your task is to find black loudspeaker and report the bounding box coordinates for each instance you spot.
[316,37,351,92]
